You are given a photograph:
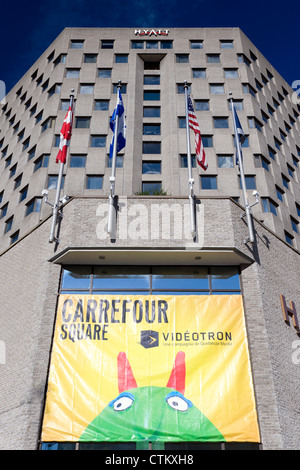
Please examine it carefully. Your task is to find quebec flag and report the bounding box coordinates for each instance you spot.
[233,105,245,167]
[109,89,126,159]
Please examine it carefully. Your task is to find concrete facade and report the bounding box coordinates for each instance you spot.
[1,27,300,251]
[1,27,300,451]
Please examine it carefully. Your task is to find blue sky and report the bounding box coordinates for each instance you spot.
[1,0,299,93]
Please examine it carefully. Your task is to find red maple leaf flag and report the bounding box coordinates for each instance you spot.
[56,104,74,164]
[187,95,208,170]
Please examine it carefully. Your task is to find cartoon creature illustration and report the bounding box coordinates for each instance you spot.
[80,351,224,442]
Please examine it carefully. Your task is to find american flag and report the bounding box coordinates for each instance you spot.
[188,95,208,170]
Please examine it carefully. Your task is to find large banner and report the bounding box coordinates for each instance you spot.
[42,295,260,443]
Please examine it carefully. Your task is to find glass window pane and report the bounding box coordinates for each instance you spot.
[91,136,106,147]
[144,75,160,85]
[86,176,103,189]
[144,90,160,101]
[61,266,92,290]
[143,107,160,117]
[80,85,94,94]
[142,142,161,154]
[131,41,144,49]
[98,69,111,78]
[201,176,217,189]
[70,155,86,167]
[93,266,150,290]
[94,100,109,110]
[160,41,173,49]
[195,100,209,111]
[142,162,161,174]
[190,40,203,49]
[152,267,209,291]
[218,155,234,168]
[210,84,224,94]
[193,69,206,78]
[146,41,158,49]
[143,124,161,135]
[210,267,240,290]
[207,54,220,63]
[142,182,162,194]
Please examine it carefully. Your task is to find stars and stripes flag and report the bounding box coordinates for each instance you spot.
[56,103,74,164]
[187,95,208,171]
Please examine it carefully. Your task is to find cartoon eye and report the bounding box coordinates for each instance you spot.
[109,392,134,412]
[165,392,193,412]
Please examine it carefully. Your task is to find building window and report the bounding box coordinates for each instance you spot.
[76,117,90,129]
[41,117,55,132]
[48,84,61,98]
[107,155,123,168]
[143,107,160,118]
[60,99,70,111]
[201,175,217,190]
[177,84,191,94]
[131,40,144,49]
[142,182,162,194]
[262,198,278,216]
[243,84,256,98]
[178,117,186,128]
[254,155,270,171]
[25,198,42,216]
[19,185,28,202]
[4,216,13,234]
[220,40,234,49]
[210,84,224,94]
[238,54,251,66]
[224,68,238,78]
[48,175,65,190]
[248,117,262,132]
[144,90,160,101]
[202,135,213,147]
[101,40,114,49]
[70,40,84,49]
[10,230,19,245]
[146,41,158,49]
[80,84,94,94]
[217,155,234,168]
[285,231,293,246]
[192,68,206,78]
[214,117,229,128]
[143,124,161,135]
[115,54,128,63]
[142,161,161,174]
[239,175,256,190]
[282,174,290,189]
[0,203,8,219]
[190,40,203,49]
[9,164,17,179]
[91,135,106,147]
[207,54,220,63]
[14,174,22,190]
[113,84,127,94]
[98,69,111,78]
[180,154,196,168]
[66,69,80,78]
[54,54,67,66]
[94,100,109,111]
[70,155,86,168]
[160,41,173,49]
[22,137,30,151]
[144,75,160,85]
[86,176,103,190]
[176,54,189,63]
[84,54,97,63]
[195,100,209,111]
[291,217,299,233]
[142,142,161,154]
[229,99,243,111]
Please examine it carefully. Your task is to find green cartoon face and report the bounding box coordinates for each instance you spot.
[80,352,224,443]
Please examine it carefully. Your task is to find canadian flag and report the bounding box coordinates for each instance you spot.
[56,105,74,164]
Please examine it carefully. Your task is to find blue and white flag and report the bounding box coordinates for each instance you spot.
[109,89,126,159]
[233,105,245,166]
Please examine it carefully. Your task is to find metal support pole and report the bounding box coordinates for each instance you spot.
[229,92,255,244]
[49,90,74,243]
[107,80,122,235]
[184,81,196,237]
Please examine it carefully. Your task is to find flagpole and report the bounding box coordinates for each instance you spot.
[229,92,255,244]
[184,81,196,237]
[49,90,74,243]
[107,80,122,235]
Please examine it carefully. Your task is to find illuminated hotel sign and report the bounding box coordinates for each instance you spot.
[134,29,169,36]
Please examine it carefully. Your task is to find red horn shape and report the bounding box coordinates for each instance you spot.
[117,352,138,393]
[166,351,186,395]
